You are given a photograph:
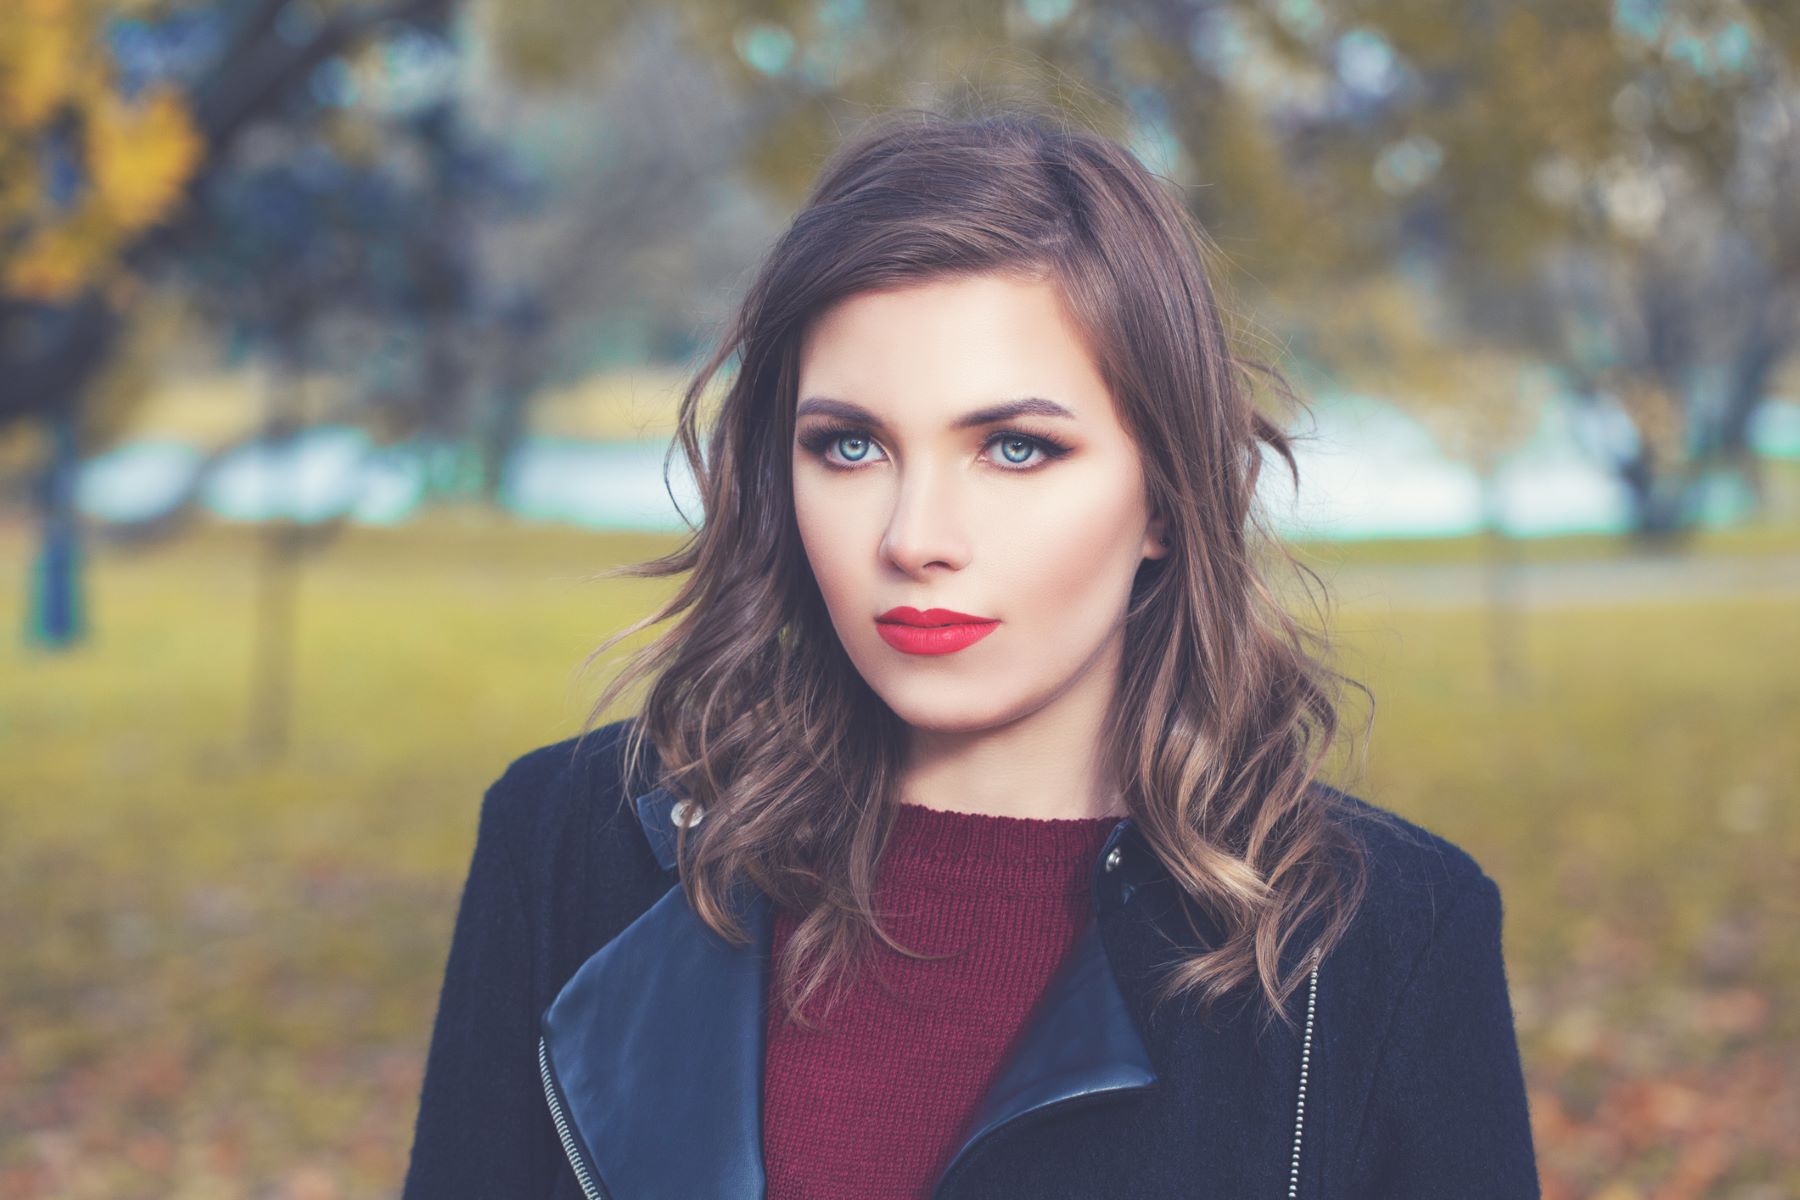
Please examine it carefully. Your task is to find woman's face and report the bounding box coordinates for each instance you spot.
[791,271,1168,734]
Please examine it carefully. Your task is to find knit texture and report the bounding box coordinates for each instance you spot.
[761,803,1120,1200]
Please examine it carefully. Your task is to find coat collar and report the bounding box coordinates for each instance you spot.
[539,786,1171,1199]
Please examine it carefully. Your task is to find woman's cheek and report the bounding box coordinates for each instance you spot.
[795,494,869,616]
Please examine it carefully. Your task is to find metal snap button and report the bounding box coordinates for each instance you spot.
[670,799,704,828]
[1103,845,1122,872]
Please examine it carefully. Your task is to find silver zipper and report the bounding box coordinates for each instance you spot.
[538,1034,608,1200]
[1286,953,1320,1198]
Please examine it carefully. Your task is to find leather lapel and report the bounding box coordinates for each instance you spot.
[933,907,1159,1188]
[541,868,773,1199]
[540,789,1163,1199]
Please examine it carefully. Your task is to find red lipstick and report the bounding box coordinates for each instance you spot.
[874,607,999,656]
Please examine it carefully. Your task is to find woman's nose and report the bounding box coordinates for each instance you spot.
[879,469,973,573]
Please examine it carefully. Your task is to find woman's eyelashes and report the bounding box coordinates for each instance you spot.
[795,422,1074,473]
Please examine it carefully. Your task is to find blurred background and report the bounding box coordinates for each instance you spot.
[2,0,1797,1196]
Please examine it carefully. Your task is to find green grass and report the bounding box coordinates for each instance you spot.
[1,511,1796,1197]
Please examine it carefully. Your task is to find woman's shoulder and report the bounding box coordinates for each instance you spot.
[483,715,648,808]
[1307,781,1510,984]
[473,718,681,981]
[476,717,667,889]
[1315,781,1497,897]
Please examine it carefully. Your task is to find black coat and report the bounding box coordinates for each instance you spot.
[401,719,1540,1199]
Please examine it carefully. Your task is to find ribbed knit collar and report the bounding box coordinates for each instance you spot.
[881,802,1121,895]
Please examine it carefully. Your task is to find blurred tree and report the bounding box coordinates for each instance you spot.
[1110,0,1800,538]
[1267,273,1544,690]
[1,0,454,652]
[609,0,1800,539]
[8,0,1796,663]
[0,0,460,429]
[164,60,533,757]
[0,0,204,303]
[457,4,791,495]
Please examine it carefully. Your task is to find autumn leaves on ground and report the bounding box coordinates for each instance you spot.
[1,514,1796,1199]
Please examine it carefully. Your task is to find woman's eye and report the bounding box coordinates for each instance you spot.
[833,433,880,463]
[992,435,1044,467]
[802,427,1068,472]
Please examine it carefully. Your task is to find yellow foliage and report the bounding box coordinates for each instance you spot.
[0,1,204,302]
[87,85,204,230]
[0,0,90,128]
[0,145,40,226]
[3,203,124,300]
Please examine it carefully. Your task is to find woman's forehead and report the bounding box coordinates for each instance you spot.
[795,276,1116,429]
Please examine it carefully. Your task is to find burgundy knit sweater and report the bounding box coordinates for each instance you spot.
[761,802,1121,1200]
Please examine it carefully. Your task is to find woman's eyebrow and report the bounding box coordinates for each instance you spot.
[794,396,1079,431]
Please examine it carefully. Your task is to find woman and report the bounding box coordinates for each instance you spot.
[401,109,1539,1199]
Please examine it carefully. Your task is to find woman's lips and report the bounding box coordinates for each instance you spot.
[874,613,999,656]
[878,607,994,625]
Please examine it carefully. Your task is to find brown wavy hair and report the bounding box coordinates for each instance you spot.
[575,105,1397,1036]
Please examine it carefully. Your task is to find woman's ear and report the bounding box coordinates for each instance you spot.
[1143,512,1171,560]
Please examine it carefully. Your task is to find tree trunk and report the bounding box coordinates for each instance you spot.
[1479,470,1527,693]
[23,404,87,651]
[246,360,307,760]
